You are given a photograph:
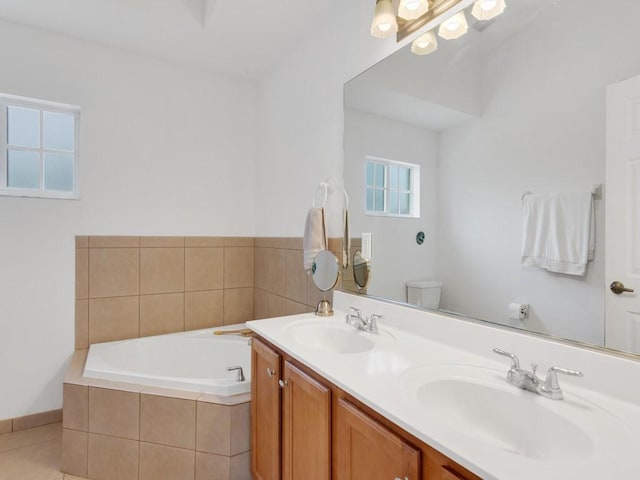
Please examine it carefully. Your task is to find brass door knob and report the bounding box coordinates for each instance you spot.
[610,281,635,295]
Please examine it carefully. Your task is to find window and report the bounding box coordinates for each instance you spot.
[365,157,420,218]
[0,94,80,199]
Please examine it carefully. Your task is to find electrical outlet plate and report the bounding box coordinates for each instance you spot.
[362,233,372,260]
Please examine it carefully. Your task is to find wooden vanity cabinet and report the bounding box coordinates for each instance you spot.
[251,336,480,480]
[251,337,331,480]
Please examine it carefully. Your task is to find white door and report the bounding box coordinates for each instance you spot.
[605,74,640,353]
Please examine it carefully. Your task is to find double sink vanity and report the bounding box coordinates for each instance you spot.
[247,291,640,480]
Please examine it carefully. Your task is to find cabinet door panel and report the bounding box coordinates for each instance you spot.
[251,338,281,480]
[335,398,420,480]
[282,360,331,480]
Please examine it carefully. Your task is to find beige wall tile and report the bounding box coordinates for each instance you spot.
[140,236,185,247]
[284,299,307,316]
[75,300,89,350]
[195,452,229,480]
[12,409,62,431]
[185,247,223,291]
[139,387,200,401]
[63,384,88,431]
[254,247,285,295]
[62,429,87,477]
[88,387,139,440]
[140,394,196,450]
[196,401,230,455]
[254,237,302,249]
[230,402,250,455]
[140,247,185,294]
[230,451,252,480]
[224,247,254,288]
[75,236,89,248]
[254,288,286,320]
[89,236,139,248]
[285,249,307,304]
[89,248,139,298]
[88,433,138,480]
[185,237,224,247]
[76,248,88,300]
[0,419,11,434]
[140,293,184,337]
[185,290,223,331]
[89,296,139,344]
[223,237,254,247]
[139,442,195,480]
[223,288,254,325]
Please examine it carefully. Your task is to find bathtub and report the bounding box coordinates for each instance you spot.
[83,327,252,396]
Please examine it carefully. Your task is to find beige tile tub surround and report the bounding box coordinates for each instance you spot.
[75,235,345,347]
[75,236,259,349]
[62,351,251,480]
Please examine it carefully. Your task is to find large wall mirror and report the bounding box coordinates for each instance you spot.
[343,0,640,356]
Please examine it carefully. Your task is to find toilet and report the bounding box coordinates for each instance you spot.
[406,280,442,309]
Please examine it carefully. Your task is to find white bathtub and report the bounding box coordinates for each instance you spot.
[83,327,252,396]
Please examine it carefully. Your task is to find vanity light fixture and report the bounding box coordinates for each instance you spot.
[370,0,398,39]
[398,0,430,21]
[438,10,468,40]
[471,0,506,21]
[411,30,438,55]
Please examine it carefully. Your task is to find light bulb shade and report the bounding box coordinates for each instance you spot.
[438,11,468,40]
[398,0,429,21]
[411,30,438,55]
[471,0,506,21]
[370,0,398,39]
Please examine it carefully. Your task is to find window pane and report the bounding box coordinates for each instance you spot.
[374,164,384,188]
[389,191,399,214]
[366,162,374,187]
[366,187,374,211]
[400,193,411,214]
[399,167,411,191]
[44,152,74,191]
[44,112,74,152]
[8,106,40,148]
[389,165,399,190]
[374,189,384,211]
[8,149,40,189]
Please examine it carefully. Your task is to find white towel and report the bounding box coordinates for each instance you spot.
[521,191,594,276]
[342,208,350,269]
[303,207,327,272]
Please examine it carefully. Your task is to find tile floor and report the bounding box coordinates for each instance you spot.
[0,422,87,480]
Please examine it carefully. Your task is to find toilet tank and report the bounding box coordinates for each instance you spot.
[406,280,442,309]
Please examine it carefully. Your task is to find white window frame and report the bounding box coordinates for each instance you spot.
[365,156,421,218]
[0,93,80,200]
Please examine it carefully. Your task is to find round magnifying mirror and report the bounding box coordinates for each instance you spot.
[312,250,341,292]
[353,250,370,291]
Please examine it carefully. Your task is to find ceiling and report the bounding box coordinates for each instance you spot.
[0,0,341,79]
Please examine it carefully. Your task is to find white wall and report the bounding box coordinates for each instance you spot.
[0,20,257,419]
[254,0,412,238]
[344,109,439,302]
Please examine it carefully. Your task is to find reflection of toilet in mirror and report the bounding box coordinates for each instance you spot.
[406,280,442,309]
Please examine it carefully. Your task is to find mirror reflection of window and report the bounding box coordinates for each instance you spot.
[365,157,420,218]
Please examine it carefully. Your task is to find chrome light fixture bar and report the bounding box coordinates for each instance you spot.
[370,0,507,45]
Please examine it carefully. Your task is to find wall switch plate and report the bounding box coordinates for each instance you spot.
[362,233,372,260]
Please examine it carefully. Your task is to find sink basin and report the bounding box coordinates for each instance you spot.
[285,319,394,354]
[402,365,597,462]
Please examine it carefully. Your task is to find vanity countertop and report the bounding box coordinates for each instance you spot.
[246,291,640,480]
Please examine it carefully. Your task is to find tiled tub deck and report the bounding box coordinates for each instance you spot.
[62,350,251,480]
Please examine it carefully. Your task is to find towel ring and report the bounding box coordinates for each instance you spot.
[312,179,335,208]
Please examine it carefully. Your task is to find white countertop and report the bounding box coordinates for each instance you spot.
[247,291,640,480]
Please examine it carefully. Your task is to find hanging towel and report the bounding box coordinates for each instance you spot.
[303,207,327,272]
[521,191,594,276]
[342,208,350,269]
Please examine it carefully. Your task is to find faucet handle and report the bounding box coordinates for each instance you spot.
[493,348,520,369]
[545,366,584,390]
[349,307,362,316]
[368,313,382,333]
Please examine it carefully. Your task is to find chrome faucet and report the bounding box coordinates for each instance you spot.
[345,307,380,334]
[493,348,583,400]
